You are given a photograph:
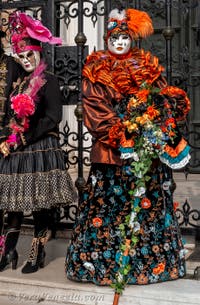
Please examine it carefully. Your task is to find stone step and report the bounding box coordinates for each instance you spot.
[0,276,200,305]
[0,235,199,305]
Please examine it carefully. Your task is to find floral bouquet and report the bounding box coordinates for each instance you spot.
[109,82,191,296]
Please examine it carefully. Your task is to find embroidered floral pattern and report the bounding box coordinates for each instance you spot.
[65,163,186,285]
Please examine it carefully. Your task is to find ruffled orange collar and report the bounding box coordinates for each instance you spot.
[82,47,164,95]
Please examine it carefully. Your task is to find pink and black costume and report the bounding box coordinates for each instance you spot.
[0,12,76,274]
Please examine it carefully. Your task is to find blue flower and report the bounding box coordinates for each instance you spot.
[172,240,177,249]
[120,195,127,203]
[113,185,123,196]
[152,191,159,198]
[91,232,97,239]
[128,276,137,284]
[160,271,170,281]
[103,250,112,259]
[123,165,132,176]
[141,246,149,255]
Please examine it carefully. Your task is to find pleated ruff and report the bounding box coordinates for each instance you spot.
[0,136,76,211]
[66,162,186,285]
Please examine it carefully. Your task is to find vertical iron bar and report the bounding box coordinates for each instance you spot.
[134,0,141,47]
[162,0,174,83]
[74,0,87,200]
[105,0,112,35]
[42,0,54,72]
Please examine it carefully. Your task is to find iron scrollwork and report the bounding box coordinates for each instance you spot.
[176,200,200,227]
[59,120,91,169]
[55,0,105,28]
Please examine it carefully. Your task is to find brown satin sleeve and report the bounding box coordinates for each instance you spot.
[82,78,121,147]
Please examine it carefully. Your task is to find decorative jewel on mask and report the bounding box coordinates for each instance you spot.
[107,21,118,31]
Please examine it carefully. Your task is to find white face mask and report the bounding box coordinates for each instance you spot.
[107,33,132,56]
[17,50,40,72]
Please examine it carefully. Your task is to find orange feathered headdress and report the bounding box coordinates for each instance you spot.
[106,8,154,40]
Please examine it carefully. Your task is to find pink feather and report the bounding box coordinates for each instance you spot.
[29,60,47,101]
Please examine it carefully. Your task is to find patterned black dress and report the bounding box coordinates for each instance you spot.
[0,62,76,211]
[66,161,186,285]
[65,48,190,285]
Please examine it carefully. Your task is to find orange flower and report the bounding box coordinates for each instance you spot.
[168,130,176,137]
[92,217,103,228]
[165,117,176,128]
[123,120,138,133]
[135,113,149,125]
[146,105,160,120]
[152,245,160,253]
[136,89,150,103]
[141,197,151,209]
[153,262,166,275]
[137,273,149,284]
[173,201,179,211]
[127,97,138,111]
[100,278,112,285]
[161,125,167,133]
[170,267,179,279]
[80,252,87,260]
[120,133,135,147]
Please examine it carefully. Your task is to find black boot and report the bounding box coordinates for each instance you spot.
[21,230,48,274]
[0,229,20,271]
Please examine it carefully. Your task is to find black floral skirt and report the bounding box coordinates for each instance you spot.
[65,162,186,285]
[0,135,76,211]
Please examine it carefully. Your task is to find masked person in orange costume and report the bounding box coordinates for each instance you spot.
[65,8,190,285]
[0,12,76,274]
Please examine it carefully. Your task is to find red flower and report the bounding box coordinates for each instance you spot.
[165,117,176,128]
[92,217,103,228]
[11,94,35,118]
[153,262,166,275]
[146,105,160,120]
[141,197,151,209]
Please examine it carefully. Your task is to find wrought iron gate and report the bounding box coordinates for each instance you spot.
[0,0,200,232]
